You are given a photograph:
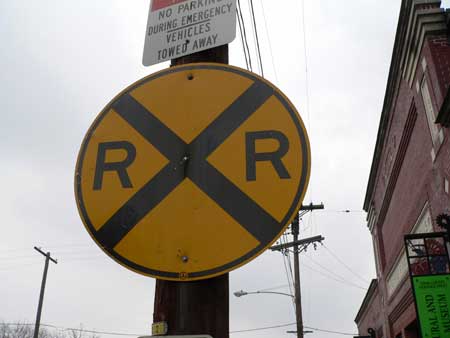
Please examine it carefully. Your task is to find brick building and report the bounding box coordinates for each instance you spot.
[355,1,450,337]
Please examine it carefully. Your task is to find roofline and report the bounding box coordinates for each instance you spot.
[364,0,446,211]
[363,0,412,211]
[354,279,378,324]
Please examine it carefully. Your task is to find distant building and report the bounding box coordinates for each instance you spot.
[355,1,450,337]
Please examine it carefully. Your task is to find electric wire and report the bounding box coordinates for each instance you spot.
[299,0,313,203]
[0,263,40,271]
[230,322,296,333]
[0,251,105,271]
[0,244,92,254]
[258,284,290,292]
[236,8,250,71]
[3,322,358,336]
[236,0,253,72]
[282,233,296,312]
[247,0,264,77]
[323,244,371,284]
[303,252,369,290]
[3,323,139,337]
[301,262,368,291]
[280,242,368,290]
[303,325,359,336]
[280,233,295,315]
[320,209,365,213]
[259,0,277,81]
[300,0,311,135]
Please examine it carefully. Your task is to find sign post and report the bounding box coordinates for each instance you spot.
[154,46,230,338]
[405,233,450,338]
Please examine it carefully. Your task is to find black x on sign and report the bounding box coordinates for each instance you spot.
[75,64,310,281]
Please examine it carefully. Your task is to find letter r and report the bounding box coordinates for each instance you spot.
[245,131,291,181]
[93,141,136,190]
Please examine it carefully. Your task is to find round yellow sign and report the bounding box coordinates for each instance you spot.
[75,63,310,281]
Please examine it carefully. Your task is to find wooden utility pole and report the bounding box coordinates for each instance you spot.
[271,203,324,338]
[33,247,57,338]
[291,215,304,338]
[153,44,229,338]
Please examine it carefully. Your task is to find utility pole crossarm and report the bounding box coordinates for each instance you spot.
[34,247,58,264]
[299,203,324,211]
[270,236,325,252]
[299,203,324,217]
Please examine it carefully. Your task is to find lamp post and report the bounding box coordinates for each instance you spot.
[233,290,294,298]
[234,289,310,337]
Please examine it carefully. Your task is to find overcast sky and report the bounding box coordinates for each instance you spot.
[3,1,448,337]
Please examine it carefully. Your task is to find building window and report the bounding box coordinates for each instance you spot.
[386,251,408,297]
[386,204,433,297]
[420,75,442,151]
[411,203,433,234]
[373,235,382,277]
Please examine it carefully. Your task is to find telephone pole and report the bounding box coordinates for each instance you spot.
[33,247,57,338]
[271,203,324,338]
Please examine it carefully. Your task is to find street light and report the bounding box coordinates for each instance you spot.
[233,289,295,298]
[234,290,312,337]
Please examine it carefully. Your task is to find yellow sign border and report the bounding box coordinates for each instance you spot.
[75,63,311,281]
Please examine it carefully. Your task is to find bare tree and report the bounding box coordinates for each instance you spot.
[0,323,101,338]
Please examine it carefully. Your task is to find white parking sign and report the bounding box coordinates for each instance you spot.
[143,0,236,66]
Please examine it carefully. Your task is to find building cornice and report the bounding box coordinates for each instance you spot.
[363,0,447,212]
[354,279,378,324]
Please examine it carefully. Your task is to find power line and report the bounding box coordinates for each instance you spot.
[3,323,140,337]
[0,244,92,252]
[0,262,40,271]
[304,325,358,336]
[236,0,252,72]
[316,209,365,213]
[247,0,263,77]
[4,322,358,337]
[302,262,367,291]
[259,284,290,292]
[281,232,296,314]
[236,8,250,71]
[230,322,296,333]
[302,254,368,290]
[300,0,311,131]
[259,0,277,82]
[323,244,371,284]
[298,0,313,203]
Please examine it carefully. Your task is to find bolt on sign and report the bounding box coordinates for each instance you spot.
[75,63,310,281]
[405,233,450,338]
[142,0,236,66]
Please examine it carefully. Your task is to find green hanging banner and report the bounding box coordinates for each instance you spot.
[412,275,450,338]
[405,232,450,338]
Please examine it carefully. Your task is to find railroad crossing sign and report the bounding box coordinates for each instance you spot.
[75,63,310,281]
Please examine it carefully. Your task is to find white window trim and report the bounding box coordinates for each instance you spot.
[385,203,433,298]
[420,74,442,155]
